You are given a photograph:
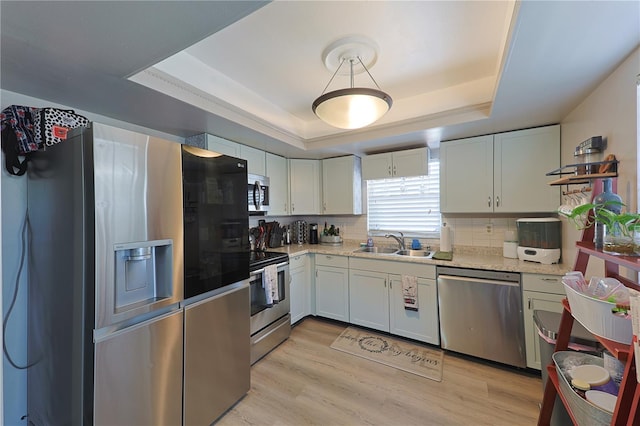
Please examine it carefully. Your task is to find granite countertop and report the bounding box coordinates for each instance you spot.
[269,240,572,276]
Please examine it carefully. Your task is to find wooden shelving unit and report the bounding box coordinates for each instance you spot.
[537,241,640,425]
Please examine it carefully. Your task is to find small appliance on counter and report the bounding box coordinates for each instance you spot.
[516,218,561,264]
[309,223,319,244]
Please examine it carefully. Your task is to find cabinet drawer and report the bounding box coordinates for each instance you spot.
[522,273,564,294]
[290,254,308,269]
[315,254,348,268]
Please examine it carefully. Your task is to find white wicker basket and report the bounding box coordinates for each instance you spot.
[563,282,633,344]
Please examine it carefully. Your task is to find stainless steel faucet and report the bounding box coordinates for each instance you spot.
[384,232,405,251]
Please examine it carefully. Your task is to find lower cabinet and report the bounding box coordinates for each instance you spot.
[522,273,566,370]
[290,254,310,324]
[349,270,389,331]
[315,254,349,322]
[348,258,439,345]
[389,274,439,344]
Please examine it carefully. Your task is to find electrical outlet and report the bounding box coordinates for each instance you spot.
[486,224,493,234]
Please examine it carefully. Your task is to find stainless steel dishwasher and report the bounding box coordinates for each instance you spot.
[437,266,526,368]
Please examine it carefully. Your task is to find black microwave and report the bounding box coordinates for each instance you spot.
[248,173,270,214]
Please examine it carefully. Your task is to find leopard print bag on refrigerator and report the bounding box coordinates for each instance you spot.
[33,107,89,147]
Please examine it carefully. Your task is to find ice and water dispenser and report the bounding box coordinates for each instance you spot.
[114,239,174,312]
[516,218,562,264]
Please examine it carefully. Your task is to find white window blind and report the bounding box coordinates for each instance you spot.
[367,159,440,237]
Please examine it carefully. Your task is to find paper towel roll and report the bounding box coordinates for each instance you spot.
[440,224,452,252]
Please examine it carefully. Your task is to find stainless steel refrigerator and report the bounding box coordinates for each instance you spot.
[26,123,185,425]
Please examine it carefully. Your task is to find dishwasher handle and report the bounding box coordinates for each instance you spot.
[438,274,520,288]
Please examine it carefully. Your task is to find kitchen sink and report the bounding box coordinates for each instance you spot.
[353,246,399,254]
[396,249,434,258]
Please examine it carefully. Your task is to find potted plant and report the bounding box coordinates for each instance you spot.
[559,200,640,255]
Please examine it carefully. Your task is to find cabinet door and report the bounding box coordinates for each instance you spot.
[522,290,566,370]
[240,145,266,176]
[290,255,310,324]
[494,125,560,213]
[266,153,289,215]
[440,135,494,213]
[392,147,429,178]
[205,134,240,158]
[322,156,362,215]
[389,275,439,345]
[362,152,393,180]
[315,266,349,322]
[348,269,389,332]
[289,159,321,215]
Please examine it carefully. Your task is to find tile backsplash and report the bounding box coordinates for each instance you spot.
[251,214,548,250]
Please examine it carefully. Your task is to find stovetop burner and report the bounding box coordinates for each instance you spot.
[249,250,289,271]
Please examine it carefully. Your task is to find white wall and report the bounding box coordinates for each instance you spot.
[560,47,639,277]
[0,89,184,425]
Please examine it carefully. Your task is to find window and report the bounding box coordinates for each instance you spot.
[367,156,440,237]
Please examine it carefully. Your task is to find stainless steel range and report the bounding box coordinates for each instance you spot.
[249,251,290,364]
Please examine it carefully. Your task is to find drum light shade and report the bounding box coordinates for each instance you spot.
[312,87,393,130]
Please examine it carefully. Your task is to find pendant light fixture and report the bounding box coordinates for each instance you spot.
[312,37,392,130]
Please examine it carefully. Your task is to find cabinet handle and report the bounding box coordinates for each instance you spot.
[384,279,387,288]
[291,203,295,212]
[496,196,500,208]
[541,278,558,282]
[389,281,392,289]
[393,165,397,176]
[528,298,532,310]
[388,165,392,176]
[323,202,326,212]
[488,196,492,208]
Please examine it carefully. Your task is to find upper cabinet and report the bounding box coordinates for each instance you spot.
[289,159,322,215]
[321,156,363,215]
[204,134,240,158]
[440,125,560,213]
[201,134,266,175]
[362,147,429,180]
[265,153,289,216]
[240,145,266,176]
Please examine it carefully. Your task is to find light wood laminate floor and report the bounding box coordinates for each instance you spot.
[218,318,543,426]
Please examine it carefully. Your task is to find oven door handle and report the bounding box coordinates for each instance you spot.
[250,261,289,277]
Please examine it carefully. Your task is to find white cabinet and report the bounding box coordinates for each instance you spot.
[389,274,439,344]
[315,254,349,322]
[289,159,322,215]
[321,155,362,215]
[205,134,240,158]
[522,273,565,370]
[440,125,560,213]
[290,254,310,324]
[348,258,439,344]
[265,153,290,216]
[201,134,265,175]
[290,254,310,323]
[240,145,266,176]
[362,147,429,180]
[348,269,389,331]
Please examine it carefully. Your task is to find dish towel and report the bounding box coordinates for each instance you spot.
[263,264,279,305]
[402,275,418,311]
